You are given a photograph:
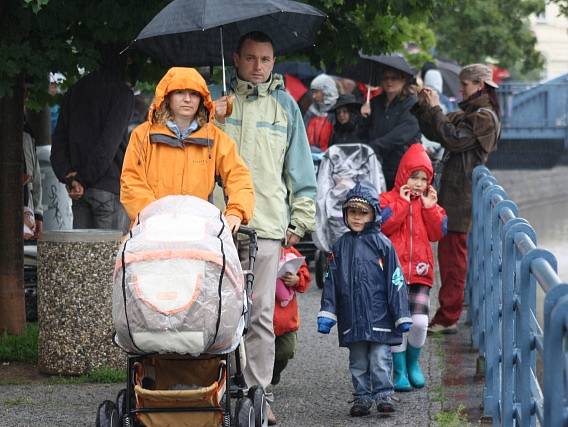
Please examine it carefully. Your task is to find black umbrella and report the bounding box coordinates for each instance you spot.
[436,59,461,98]
[133,0,326,91]
[335,53,415,100]
[273,60,320,82]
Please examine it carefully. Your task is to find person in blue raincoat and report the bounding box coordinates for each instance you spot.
[317,182,412,418]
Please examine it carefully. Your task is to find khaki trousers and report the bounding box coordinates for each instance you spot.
[241,238,281,401]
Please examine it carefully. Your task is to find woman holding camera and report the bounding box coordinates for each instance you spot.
[411,63,500,333]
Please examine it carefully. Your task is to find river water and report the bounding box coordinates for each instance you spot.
[519,199,568,282]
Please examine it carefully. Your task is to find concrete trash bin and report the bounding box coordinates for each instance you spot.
[37,229,125,375]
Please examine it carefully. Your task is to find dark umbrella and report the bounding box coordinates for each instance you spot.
[334,52,415,101]
[436,59,461,98]
[273,60,320,81]
[133,0,326,91]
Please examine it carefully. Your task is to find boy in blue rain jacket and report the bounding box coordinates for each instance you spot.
[317,182,412,417]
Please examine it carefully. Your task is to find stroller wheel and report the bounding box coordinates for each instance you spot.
[247,385,267,427]
[96,400,120,427]
[235,397,255,427]
[115,388,127,421]
[315,250,328,289]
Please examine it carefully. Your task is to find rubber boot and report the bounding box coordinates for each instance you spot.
[406,345,425,388]
[392,351,412,392]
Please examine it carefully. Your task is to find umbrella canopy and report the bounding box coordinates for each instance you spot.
[133,0,326,67]
[436,59,461,98]
[283,73,308,102]
[273,60,320,81]
[334,53,415,88]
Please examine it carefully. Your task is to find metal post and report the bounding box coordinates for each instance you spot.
[519,248,552,427]
[502,222,533,426]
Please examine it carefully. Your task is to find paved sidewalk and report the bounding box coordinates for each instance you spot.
[0,276,484,426]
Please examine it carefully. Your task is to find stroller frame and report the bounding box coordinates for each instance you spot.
[97,226,264,427]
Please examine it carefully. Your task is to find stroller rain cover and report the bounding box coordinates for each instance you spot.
[113,195,245,356]
[313,143,386,252]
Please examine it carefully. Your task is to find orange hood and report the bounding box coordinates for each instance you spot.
[148,67,214,123]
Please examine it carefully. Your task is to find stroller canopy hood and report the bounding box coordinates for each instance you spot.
[113,195,245,356]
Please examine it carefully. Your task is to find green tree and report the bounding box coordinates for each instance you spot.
[304,0,445,70]
[0,0,169,335]
[431,0,545,76]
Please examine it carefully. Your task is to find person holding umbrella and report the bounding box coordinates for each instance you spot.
[215,31,317,425]
[367,56,421,190]
[120,67,255,232]
[411,63,500,333]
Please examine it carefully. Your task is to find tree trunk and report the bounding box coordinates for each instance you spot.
[0,77,26,335]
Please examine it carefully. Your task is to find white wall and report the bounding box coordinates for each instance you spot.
[530,3,568,80]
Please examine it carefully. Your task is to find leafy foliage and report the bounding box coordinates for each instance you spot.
[302,0,443,70]
[0,0,170,101]
[430,0,545,74]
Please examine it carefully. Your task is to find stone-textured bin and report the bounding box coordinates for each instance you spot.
[37,229,125,375]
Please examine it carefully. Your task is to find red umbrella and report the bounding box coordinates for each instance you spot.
[284,73,308,102]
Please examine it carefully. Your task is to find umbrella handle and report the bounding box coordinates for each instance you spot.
[366,85,371,103]
[220,26,226,95]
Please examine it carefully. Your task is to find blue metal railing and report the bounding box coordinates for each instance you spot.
[468,165,568,427]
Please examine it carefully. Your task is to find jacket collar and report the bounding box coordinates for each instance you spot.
[232,73,284,98]
[459,91,492,113]
[149,123,212,148]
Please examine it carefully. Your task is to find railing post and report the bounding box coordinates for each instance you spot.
[474,176,498,356]
[546,293,568,427]
[543,284,568,424]
[478,185,504,421]
[519,248,555,427]
[502,221,534,426]
[469,167,492,332]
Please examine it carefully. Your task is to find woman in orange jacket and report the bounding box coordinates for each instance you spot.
[121,67,254,232]
[271,246,311,386]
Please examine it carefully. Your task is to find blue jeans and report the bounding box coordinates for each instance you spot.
[348,341,394,400]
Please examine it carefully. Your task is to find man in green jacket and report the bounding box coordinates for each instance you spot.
[215,31,316,424]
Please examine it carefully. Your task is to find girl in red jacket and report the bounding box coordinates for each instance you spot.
[379,143,447,391]
[271,246,311,386]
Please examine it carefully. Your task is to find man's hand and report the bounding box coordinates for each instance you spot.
[215,96,228,123]
[281,272,300,288]
[67,180,84,200]
[225,214,241,234]
[399,184,411,202]
[285,230,301,247]
[64,171,84,200]
[421,185,438,209]
[214,95,234,123]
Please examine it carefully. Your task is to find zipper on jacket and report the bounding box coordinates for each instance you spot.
[408,203,413,279]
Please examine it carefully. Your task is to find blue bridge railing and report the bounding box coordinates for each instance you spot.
[468,165,568,427]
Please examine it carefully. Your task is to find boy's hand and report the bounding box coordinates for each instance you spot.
[281,272,299,288]
[400,185,411,202]
[317,316,336,334]
[421,185,437,208]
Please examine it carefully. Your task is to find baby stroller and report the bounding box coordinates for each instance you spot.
[313,143,386,287]
[95,195,266,427]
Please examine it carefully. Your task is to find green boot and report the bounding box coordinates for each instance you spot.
[406,345,425,388]
[392,351,412,392]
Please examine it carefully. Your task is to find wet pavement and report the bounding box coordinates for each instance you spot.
[0,272,485,427]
